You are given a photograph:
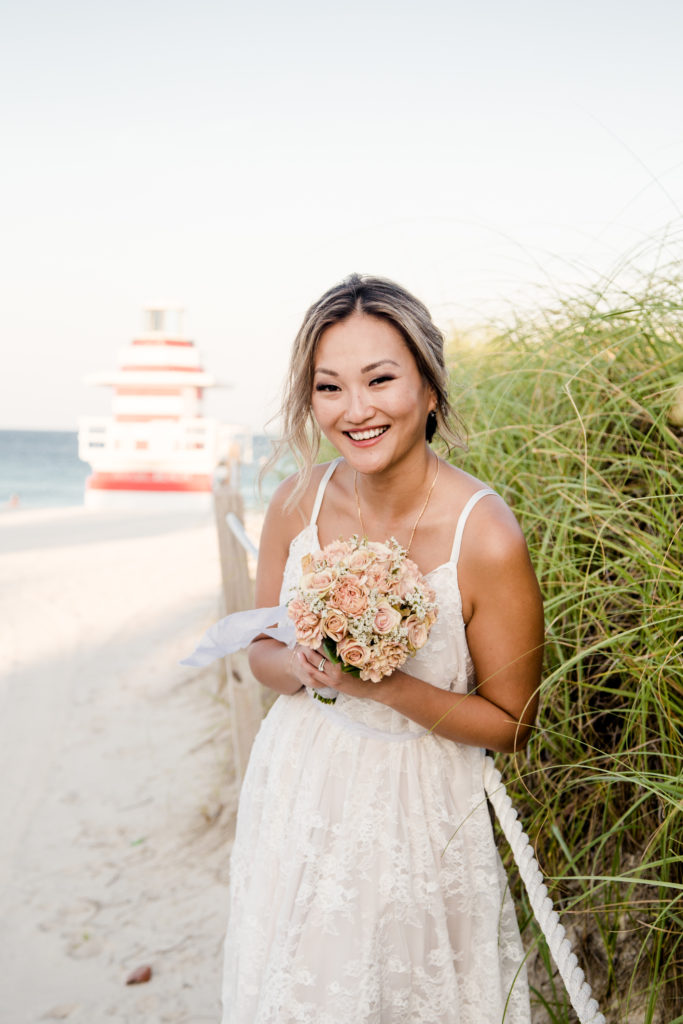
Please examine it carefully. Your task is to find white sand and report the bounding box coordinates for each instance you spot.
[0,504,262,1023]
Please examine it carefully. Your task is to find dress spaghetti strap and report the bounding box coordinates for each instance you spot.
[309,457,343,526]
[450,487,497,563]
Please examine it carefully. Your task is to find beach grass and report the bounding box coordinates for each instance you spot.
[448,267,683,1022]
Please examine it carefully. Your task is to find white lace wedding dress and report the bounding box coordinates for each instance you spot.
[221,460,531,1023]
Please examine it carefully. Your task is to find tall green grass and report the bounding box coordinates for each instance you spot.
[449,272,683,1022]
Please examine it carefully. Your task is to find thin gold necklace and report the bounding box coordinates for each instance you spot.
[354,455,440,554]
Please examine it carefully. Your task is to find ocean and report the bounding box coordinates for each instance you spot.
[0,429,284,511]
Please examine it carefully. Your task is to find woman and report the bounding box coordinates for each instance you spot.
[222,274,544,1023]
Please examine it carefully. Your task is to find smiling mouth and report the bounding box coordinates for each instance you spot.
[344,426,389,441]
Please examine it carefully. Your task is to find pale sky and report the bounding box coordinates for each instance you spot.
[2,0,682,431]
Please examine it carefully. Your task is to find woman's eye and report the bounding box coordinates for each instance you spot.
[314,383,340,392]
[370,375,394,386]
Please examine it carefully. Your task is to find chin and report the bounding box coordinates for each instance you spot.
[344,449,396,476]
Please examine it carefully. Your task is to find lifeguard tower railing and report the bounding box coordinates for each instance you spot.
[78,416,221,474]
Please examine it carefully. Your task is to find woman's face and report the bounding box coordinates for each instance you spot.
[311,312,435,474]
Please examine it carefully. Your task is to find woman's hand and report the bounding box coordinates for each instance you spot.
[293,646,386,701]
[291,646,344,693]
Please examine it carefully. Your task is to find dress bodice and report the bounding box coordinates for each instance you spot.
[279,458,496,737]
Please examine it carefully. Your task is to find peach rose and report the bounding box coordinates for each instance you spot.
[331,577,368,617]
[300,553,314,574]
[381,641,408,671]
[405,615,429,651]
[360,663,384,683]
[359,642,406,682]
[396,563,421,599]
[300,568,337,596]
[337,637,371,669]
[324,539,354,560]
[367,541,395,567]
[293,611,323,648]
[372,601,402,635]
[348,548,375,573]
[322,608,348,643]
[287,597,309,621]
[424,605,438,627]
[365,563,390,592]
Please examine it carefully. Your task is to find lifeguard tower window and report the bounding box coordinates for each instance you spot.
[143,306,184,336]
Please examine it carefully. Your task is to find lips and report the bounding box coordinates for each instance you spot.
[344,426,389,442]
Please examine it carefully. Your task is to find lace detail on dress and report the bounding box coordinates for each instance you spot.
[221,469,530,1023]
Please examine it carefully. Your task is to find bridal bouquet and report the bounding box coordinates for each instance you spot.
[288,535,438,685]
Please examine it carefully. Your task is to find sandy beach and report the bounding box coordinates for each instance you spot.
[0,504,261,1023]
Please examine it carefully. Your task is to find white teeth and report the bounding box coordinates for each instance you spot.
[347,427,387,441]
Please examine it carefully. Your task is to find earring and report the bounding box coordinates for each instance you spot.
[426,409,437,442]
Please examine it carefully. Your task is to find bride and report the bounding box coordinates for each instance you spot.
[221,274,544,1023]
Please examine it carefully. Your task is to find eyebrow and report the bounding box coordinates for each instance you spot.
[314,359,400,377]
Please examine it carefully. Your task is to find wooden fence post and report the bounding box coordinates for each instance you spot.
[213,480,263,782]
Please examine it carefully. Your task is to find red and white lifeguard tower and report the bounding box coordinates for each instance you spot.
[78,305,229,510]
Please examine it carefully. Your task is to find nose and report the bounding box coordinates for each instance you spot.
[345,387,375,424]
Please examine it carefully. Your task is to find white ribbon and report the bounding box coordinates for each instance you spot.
[180,605,294,666]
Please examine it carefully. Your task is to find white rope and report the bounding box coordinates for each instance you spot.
[483,756,606,1024]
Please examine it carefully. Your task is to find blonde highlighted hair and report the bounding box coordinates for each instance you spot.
[266,273,466,506]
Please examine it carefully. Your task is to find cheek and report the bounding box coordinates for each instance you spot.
[310,393,333,429]
[389,383,427,418]
[310,393,324,421]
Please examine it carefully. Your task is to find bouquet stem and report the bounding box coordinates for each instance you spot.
[311,688,337,704]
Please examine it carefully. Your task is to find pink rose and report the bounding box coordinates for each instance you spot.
[360,642,406,682]
[381,641,407,672]
[367,541,394,567]
[293,611,323,648]
[349,548,375,573]
[396,563,421,599]
[322,608,348,643]
[337,637,371,669]
[323,539,353,560]
[405,614,429,651]
[300,568,337,596]
[287,597,309,621]
[372,601,402,635]
[360,662,384,683]
[331,577,368,617]
[365,563,390,592]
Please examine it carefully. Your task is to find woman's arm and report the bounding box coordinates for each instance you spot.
[378,519,542,752]
[456,501,544,750]
[304,498,544,753]
[246,474,324,695]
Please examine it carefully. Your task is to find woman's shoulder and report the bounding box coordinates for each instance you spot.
[439,461,527,559]
[266,460,343,537]
[438,464,538,624]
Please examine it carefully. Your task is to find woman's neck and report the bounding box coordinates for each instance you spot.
[352,446,438,529]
